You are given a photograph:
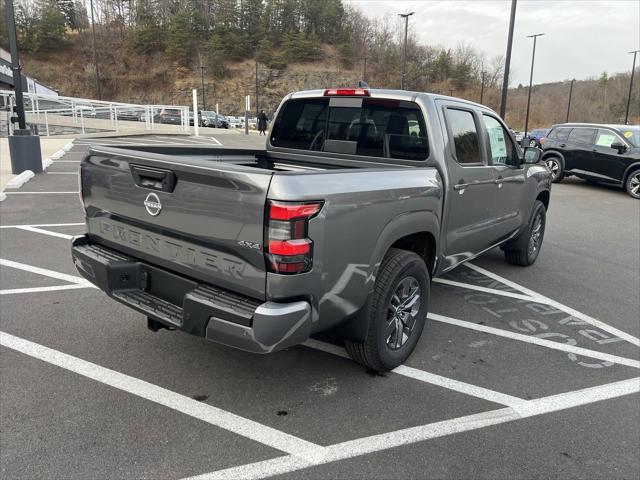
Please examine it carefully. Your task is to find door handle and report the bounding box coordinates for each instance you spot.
[560,144,566,148]
[454,182,469,191]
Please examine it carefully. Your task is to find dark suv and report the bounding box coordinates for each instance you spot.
[542,123,640,198]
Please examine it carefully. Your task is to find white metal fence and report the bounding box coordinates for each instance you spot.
[0,90,190,136]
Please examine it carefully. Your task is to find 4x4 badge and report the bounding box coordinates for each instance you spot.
[144,192,162,216]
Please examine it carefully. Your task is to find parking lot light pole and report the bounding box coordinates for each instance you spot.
[480,71,486,104]
[399,12,414,90]
[500,0,517,119]
[200,64,206,110]
[566,78,575,123]
[624,50,639,125]
[524,33,544,137]
[89,0,102,100]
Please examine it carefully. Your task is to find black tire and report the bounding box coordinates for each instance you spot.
[544,156,564,183]
[624,169,640,199]
[503,200,546,266]
[345,248,430,371]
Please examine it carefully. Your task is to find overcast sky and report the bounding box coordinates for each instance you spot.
[345,0,640,85]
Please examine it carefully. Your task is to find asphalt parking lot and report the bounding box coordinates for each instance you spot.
[1,134,639,480]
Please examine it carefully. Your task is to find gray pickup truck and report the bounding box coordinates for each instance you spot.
[71,88,552,371]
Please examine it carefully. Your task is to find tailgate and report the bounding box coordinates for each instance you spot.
[81,146,272,300]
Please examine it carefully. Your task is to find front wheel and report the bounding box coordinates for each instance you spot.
[503,200,546,266]
[625,169,640,199]
[345,248,429,372]
[529,139,537,147]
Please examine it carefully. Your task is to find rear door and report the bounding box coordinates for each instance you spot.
[439,104,501,261]
[565,127,597,172]
[81,147,272,300]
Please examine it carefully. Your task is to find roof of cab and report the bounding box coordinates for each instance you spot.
[288,88,489,110]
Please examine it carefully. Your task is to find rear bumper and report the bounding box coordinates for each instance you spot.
[71,235,311,353]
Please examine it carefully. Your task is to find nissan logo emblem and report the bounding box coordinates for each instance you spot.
[144,192,162,216]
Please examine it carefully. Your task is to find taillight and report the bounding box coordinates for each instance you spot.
[266,200,323,274]
[324,88,370,96]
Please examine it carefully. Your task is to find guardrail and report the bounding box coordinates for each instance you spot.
[0,90,190,136]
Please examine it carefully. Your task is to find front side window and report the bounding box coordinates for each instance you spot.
[482,115,516,165]
[446,108,482,164]
[595,129,622,148]
[568,128,596,145]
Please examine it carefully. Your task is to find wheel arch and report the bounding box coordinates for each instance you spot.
[536,190,550,211]
[623,163,640,184]
[334,217,438,343]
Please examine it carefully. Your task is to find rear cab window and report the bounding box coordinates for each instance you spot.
[270,96,429,161]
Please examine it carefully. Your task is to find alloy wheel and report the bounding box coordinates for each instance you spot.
[386,276,421,350]
[545,159,560,180]
[528,213,544,258]
[529,140,537,147]
[628,172,640,198]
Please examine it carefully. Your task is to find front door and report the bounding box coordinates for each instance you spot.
[439,104,500,266]
[480,113,527,240]
[590,129,630,182]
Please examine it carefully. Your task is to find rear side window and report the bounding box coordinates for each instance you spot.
[550,127,571,141]
[446,108,482,164]
[270,97,429,160]
[568,128,596,145]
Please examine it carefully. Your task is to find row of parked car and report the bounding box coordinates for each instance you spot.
[533,123,640,199]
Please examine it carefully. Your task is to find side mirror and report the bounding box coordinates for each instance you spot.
[610,142,627,154]
[523,146,542,164]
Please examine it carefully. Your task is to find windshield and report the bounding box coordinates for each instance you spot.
[619,127,640,147]
[270,97,429,160]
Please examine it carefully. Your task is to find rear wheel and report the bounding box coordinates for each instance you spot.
[503,200,546,266]
[544,156,564,183]
[625,169,640,199]
[345,248,429,372]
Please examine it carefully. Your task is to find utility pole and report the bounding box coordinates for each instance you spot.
[363,56,367,83]
[255,57,259,118]
[449,88,454,96]
[624,50,639,125]
[500,0,517,119]
[480,71,486,104]
[523,33,544,137]
[399,11,414,90]
[200,64,206,109]
[566,78,575,123]
[89,0,101,100]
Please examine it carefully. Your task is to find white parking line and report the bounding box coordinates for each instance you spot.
[51,160,80,163]
[15,226,74,240]
[0,258,87,285]
[303,339,526,407]
[46,172,78,175]
[0,331,326,462]
[465,263,640,347]
[0,222,84,229]
[1,284,95,295]
[429,313,640,369]
[183,377,640,480]
[3,191,79,195]
[433,278,536,302]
